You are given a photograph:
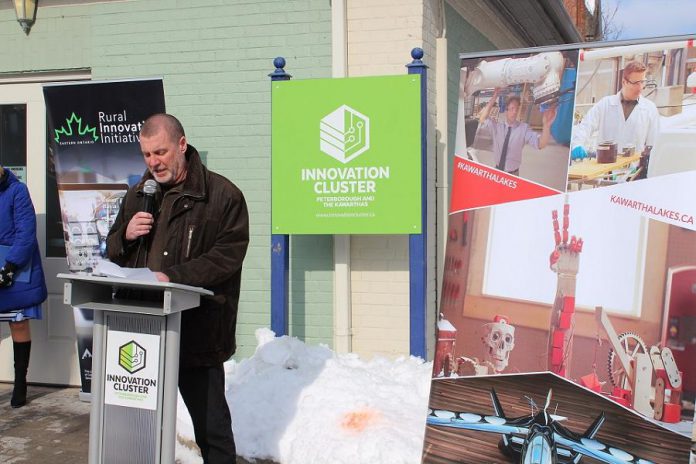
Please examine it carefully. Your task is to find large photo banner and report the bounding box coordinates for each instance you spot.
[424,37,696,463]
[44,79,165,397]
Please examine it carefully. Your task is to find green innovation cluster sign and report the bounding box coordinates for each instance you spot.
[271,75,422,234]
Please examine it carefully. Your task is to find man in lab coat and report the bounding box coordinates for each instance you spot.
[571,60,659,161]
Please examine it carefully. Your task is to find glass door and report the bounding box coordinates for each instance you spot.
[0,83,80,386]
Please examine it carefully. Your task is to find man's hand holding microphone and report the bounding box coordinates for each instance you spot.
[125,179,158,243]
[124,179,168,282]
[125,211,154,242]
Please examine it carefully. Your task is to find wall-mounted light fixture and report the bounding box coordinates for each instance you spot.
[13,0,38,35]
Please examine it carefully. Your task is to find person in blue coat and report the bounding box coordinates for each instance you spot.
[0,165,47,408]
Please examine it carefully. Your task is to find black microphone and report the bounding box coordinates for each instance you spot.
[139,179,158,247]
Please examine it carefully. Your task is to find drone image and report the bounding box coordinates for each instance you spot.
[427,388,656,464]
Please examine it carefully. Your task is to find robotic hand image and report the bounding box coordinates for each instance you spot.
[548,200,583,377]
[549,202,583,275]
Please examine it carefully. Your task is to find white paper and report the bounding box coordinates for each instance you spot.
[94,260,159,283]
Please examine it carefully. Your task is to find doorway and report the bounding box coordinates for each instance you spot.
[0,82,81,386]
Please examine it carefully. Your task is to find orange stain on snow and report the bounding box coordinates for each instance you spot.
[340,409,382,432]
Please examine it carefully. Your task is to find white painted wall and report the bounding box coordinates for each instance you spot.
[345,0,439,358]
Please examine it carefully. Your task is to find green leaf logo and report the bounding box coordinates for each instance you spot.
[54,112,99,143]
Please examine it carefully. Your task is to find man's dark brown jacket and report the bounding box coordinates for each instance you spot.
[107,145,249,367]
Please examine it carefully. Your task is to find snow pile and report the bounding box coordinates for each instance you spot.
[177,328,432,464]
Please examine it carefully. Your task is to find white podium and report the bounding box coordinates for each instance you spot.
[58,273,212,464]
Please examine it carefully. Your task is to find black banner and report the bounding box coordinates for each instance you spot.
[44,80,165,396]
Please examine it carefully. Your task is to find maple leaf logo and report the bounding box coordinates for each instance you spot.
[54,112,99,143]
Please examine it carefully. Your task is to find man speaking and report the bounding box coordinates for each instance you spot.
[107,113,249,463]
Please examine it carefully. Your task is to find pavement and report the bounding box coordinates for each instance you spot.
[0,383,90,463]
[0,383,273,464]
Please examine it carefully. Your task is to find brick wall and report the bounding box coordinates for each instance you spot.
[346,0,438,358]
[93,0,334,357]
[563,0,600,41]
[343,0,505,359]
[0,4,92,71]
[0,0,333,358]
[0,0,524,361]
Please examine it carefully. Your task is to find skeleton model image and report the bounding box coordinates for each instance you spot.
[483,315,516,373]
[427,388,656,464]
[433,315,517,377]
[547,200,583,377]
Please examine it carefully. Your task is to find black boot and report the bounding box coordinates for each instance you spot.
[11,341,31,408]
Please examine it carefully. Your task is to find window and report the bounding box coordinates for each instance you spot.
[482,193,647,316]
[0,104,27,181]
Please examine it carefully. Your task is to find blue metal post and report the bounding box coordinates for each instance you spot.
[269,57,291,336]
[406,48,427,358]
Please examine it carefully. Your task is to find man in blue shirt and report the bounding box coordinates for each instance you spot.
[478,89,557,175]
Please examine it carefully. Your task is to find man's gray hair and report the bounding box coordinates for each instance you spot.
[141,113,186,142]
